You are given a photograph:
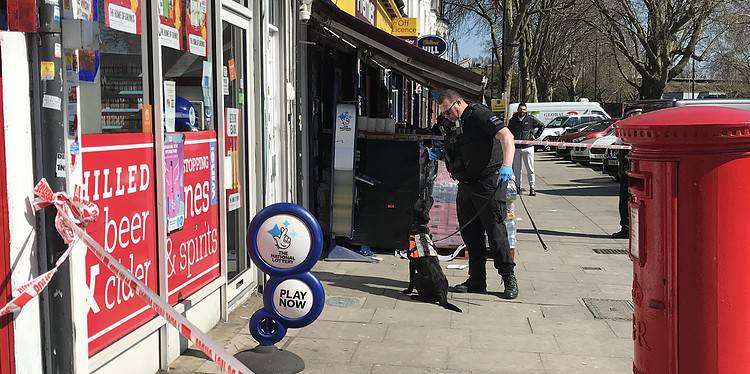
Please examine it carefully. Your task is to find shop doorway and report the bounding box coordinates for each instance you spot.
[221,9,259,302]
[264,5,283,204]
[0,59,15,373]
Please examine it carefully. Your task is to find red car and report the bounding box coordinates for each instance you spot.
[555,119,615,158]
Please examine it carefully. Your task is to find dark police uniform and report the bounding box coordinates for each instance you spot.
[443,103,515,288]
[616,146,631,232]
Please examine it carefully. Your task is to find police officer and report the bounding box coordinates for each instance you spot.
[435,90,518,299]
[611,107,642,239]
[508,103,544,196]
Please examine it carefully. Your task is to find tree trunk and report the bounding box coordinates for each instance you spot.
[638,77,666,99]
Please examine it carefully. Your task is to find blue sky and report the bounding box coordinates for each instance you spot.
[453,27,489,59]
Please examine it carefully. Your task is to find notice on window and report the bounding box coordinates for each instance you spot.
[163,81,176,133]
[164,133,186,232]
[104,0,140,34]
[159,0,182,50]
[185,0,207,57]
[166,132,221,304]
[225,108,239,137]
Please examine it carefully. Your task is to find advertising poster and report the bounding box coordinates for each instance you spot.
[104,0,141,34]
[166,131,221,304]
[68,0,97,21]
[165,133,186,232]
[164,81,176,133]
[159,0,182,50]
[185,0,208,57]
[224,108,240,211]
[81,133,158,355]
[78,49,99,83]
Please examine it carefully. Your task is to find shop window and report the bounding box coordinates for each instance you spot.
[160,0,215,133]
[78,0,149,134]
[269,0,280,28]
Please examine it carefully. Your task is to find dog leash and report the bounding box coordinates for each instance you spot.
[432,181,503,243]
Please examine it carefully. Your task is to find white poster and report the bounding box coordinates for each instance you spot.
[333,103,356,170]
[225,108,239,137]
[159,24,180,50]
[163,80,176,133]
[107,3,137,34]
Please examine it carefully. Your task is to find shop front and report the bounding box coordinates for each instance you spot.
[299,0,482,251]
[0,0,294,372]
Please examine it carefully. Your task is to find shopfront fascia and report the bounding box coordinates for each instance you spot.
[51,0,286,370]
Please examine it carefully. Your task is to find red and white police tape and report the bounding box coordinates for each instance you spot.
[0,179,253,374]
[514,139,632,150]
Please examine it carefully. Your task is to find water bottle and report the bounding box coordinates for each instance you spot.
[505,179,518,203]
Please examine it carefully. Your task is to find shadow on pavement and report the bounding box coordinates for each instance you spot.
[519,228,613,239]
[537,185,618,197]
[313,271,409,299]
[568,177,617,185]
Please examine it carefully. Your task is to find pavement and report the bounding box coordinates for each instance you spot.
[169,153,634,374]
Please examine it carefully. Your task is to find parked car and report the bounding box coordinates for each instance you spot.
[588,129,618,166]
[537,114,607,151]
[556,119,614,158]
[603,144,620,179]
[570,137,598,164]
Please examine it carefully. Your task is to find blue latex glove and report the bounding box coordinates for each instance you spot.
[428,147,442,161]
[499,165,514,183]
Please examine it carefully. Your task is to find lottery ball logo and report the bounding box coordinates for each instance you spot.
[246,203,325,346]
[257,214,311,269]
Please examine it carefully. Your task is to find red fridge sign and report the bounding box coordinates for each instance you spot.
[184,0,208,56]
[104,0,142,34]
[82,133,157,355]
[166,131,220,304]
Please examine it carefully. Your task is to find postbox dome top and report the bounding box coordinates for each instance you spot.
[617,106,750,151]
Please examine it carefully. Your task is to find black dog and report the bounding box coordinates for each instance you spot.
[402,235,462,312]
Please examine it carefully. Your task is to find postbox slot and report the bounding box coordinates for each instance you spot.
[627,172,651,198]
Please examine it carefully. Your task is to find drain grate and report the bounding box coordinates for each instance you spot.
[581,266,604,271]
[593,248,628,255]
[582,298,633,320]
[325,296,362,308]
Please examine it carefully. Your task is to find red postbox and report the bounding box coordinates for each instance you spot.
[618,106,750,374]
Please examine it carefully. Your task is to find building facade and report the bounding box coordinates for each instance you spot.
[0,0,297,371]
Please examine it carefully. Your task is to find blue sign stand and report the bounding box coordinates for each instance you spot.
[235,203,326,373]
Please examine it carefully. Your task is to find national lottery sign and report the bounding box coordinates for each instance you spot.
[246,203,325,345]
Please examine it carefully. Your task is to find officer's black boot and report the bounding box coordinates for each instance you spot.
[528,187,536,196]
[501,274,519,299]
[451,280,487,294]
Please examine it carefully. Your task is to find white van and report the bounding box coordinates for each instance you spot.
[506,101,611,125]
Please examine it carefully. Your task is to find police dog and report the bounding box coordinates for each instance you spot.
[402,234,462,312]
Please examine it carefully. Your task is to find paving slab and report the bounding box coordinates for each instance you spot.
[540,354,632,374]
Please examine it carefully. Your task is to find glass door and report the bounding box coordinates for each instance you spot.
[221,9,257,301]
[265,17,283,204]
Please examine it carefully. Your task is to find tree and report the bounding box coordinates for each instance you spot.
[444,0,543,99]
[587,0,722,99]
[708,2,750,97]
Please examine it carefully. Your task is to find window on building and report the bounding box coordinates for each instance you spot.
[160,0,215,133]
[269,0,280,28]
[78,0,149,134]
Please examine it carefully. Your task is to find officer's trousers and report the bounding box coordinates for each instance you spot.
[457,174,515,285]
[618,175,629,230]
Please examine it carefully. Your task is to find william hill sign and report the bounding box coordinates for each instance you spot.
[417,35,447,56]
